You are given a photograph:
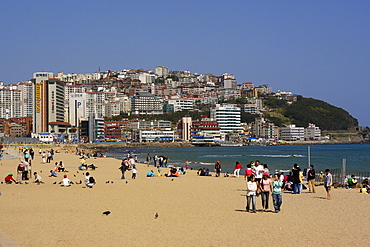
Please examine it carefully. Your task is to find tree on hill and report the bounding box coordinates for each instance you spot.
[283,97,358,130]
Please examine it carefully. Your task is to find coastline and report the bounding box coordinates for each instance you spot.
[0,145,369,246]
[76,139,369,152]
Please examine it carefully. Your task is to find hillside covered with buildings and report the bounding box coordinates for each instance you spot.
[0,66,362,144]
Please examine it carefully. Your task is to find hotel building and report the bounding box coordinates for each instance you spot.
[31,72,66,133]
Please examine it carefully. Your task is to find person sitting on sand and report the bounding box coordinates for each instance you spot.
[147,170,155,177]
[5,174,17,184]
[84,172,95,188]
[58,161,65,172]
[61,175,72,187]
[348,175,358,188]
[33,172,43,184]
[49,170,57,177]
[88,164,98,170]
[168,167,180,177]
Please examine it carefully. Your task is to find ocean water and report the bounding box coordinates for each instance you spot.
[106,143,370,174]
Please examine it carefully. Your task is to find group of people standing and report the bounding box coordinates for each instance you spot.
[246,173,283,213]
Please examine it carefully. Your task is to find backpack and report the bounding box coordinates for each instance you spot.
[89,177,95,184]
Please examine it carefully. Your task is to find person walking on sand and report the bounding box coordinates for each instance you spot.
[272,174,283,213]
[119,159,129,179]
[246,175,257,213]
[146,153,151,167]
[214,161,221,177]
[324,169,332,200]
[42,152,46,164]
[234,162,242,177]
[307,165,316,193]
[260,174,272,212]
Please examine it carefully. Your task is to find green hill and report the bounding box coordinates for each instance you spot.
[266,96,358,130]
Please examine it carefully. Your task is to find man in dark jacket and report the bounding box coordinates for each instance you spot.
[307,165,316,193]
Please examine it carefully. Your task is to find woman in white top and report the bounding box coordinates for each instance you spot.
[246,175,257,213]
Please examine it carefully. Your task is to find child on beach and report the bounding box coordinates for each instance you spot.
[246,175,257,213]
[131,166,137,179]
[33,172,43,184]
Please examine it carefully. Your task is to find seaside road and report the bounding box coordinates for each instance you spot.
[0,228,22,247]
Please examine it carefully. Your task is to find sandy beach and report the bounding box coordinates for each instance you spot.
[0,146,369,247]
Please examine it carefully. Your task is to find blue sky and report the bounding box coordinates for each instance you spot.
[1,0,369,126]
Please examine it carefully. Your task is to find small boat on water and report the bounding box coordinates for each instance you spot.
[219,142,243,147]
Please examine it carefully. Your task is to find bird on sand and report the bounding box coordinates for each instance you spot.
[102,211,111,216]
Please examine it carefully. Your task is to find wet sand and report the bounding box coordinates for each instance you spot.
[0,147,369,247]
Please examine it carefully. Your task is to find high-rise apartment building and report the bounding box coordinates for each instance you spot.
[17,81,33,117]
[0,88,21,119]
[31,72,66,133]
[155,66,169,77]
[210,104,243,138]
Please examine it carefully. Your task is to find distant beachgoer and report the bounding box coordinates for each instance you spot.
[307,165,316,193]
[246,175,257,213]
[348,175,358,188]
[49,170,57,177]
[147,170,155,177]
[272,174,283,213]
[244,164,253,181]
[157,166,162,177]
[324,169,332,200]
[153,154,158,167]
[119,159,129,179]
[30,148,35,160]
[61,174,71,187]
[146,153,151,167]
[234,162,242,177]
[260,174,272,212]
[58,161,65,172]
[292,164,301,194]
[85,172,95,188]
[39,149,42,155]
[214,161,221,177]
[47,151,52,163]
[131,166,137,179]
[185,160,189,170]
[5,174,17,184]
[42,152,46,163]
[33,172,43,184]
[17,162,24,183]
[253,161,264,183]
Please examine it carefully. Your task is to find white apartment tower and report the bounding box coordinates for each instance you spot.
[17,81,33,117]
[0,88,21,119]
[155,66,169,77]
[210,104,243,139]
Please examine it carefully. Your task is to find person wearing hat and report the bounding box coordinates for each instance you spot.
[5,174,17,184]
[61,174,71,187]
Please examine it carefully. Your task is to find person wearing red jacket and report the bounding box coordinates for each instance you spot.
[5,174,17,184]
[234,162,243,177]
